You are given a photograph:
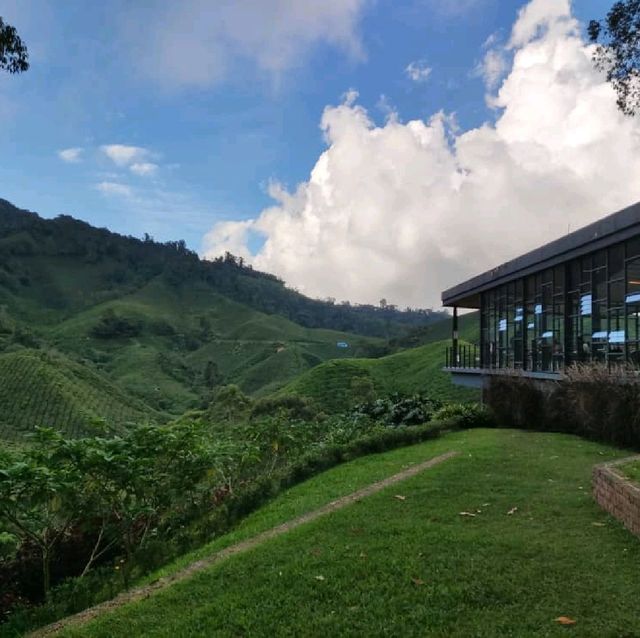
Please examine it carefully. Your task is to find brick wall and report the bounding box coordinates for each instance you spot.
[592,457,640,537]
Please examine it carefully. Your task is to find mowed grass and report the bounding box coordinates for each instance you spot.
[59,429,640,638]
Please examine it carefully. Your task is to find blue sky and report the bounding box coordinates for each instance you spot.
[0,0,610,255]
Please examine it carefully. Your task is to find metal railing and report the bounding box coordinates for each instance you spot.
[445,344,480,369]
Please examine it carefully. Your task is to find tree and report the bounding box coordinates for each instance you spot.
[589,1,640,115]
[0,17,29,74]
[0,429,82,597]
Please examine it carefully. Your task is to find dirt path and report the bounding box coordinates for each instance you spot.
[31,450,459,637]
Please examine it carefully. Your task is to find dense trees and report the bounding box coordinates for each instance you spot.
[589,0,640,115]
[0,17,29,74]
[0,198,447,338]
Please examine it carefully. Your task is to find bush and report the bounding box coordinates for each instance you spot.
[90,309,141,339]
[432,403,492,429]
[484,365,640,449]
[250,396,317,422]
[205,385,252,424]
[352,393,443,427]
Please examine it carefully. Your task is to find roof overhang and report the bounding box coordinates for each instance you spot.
[442,200,640,307]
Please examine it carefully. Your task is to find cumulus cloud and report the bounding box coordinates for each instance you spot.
[474,47,509,90]
[58,147,83,163]
[100,144,150,167]
[405,60,432,83]
[202,0,640,309]
[130,162,159,177]
[95,181,132,197]
[122,0,367,89]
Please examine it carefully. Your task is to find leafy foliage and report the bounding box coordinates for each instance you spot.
[352,393,443,426]
[589,0,640,115]
[90,310,142,339]
[0,17,29,74]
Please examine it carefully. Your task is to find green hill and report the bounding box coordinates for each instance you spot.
[0,349,160,440]
[279,339,478,412]
[0,198,447,436]
[0,197,447,337]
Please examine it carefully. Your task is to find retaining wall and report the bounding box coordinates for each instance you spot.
[592,457,640,537]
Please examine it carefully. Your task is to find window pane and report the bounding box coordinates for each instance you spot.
[581,256,591,291]
[627,258,640,303]
[609,280,624,308]
[627,237,640,260]
[608,244,624,280]
[568,260,581,291]
[594,267,606,300]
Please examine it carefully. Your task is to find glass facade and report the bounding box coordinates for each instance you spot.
[478,237,640,373]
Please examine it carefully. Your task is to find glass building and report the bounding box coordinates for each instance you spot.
[441,201,640,386]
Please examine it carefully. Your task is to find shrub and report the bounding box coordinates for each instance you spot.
[90,309,141,339]
[250,396,317,422]
[352,393,443,427]
[484,365,640,449]
[205,385,252,424]
[432,403,492,429]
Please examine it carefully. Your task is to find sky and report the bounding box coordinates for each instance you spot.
[1,0,638,309]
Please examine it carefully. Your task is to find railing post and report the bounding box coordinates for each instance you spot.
[452,306,459,367]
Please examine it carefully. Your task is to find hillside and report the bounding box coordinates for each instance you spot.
[0,349,160,440]
[279,338,478,412]
[49,430,640,637]
[0,197,450,436]
[0,198,446,337]
[0,200,456,433]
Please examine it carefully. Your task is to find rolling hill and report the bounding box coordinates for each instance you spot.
[0,197,453,437]
[279,338,479,413]
[0,349,161,440]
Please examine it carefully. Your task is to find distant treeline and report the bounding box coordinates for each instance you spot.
[0,198,447,337]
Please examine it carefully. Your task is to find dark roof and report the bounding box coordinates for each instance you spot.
[442,200,640,307]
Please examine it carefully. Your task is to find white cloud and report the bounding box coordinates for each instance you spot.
[405,60,432,83]
[123,0,367,89]
[130,162,159,177]
[202,0,640,309]
[57,147,83,163]
[100,144,150,167]
[95,181,133,197]
[474,48,510,90]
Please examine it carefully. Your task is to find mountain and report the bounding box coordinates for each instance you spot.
[0,198,446,337]
[0,198,450,436]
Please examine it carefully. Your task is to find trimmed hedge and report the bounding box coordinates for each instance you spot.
[485,364,640,450]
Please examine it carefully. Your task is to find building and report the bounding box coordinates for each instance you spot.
[441,200,640,388]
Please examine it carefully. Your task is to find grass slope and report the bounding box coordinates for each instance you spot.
[279,339,478,412]
[59,429,640,638]
[0,349,160,440]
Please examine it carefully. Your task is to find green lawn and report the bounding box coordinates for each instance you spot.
[57,429,640,638]
[620,458,640,484]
